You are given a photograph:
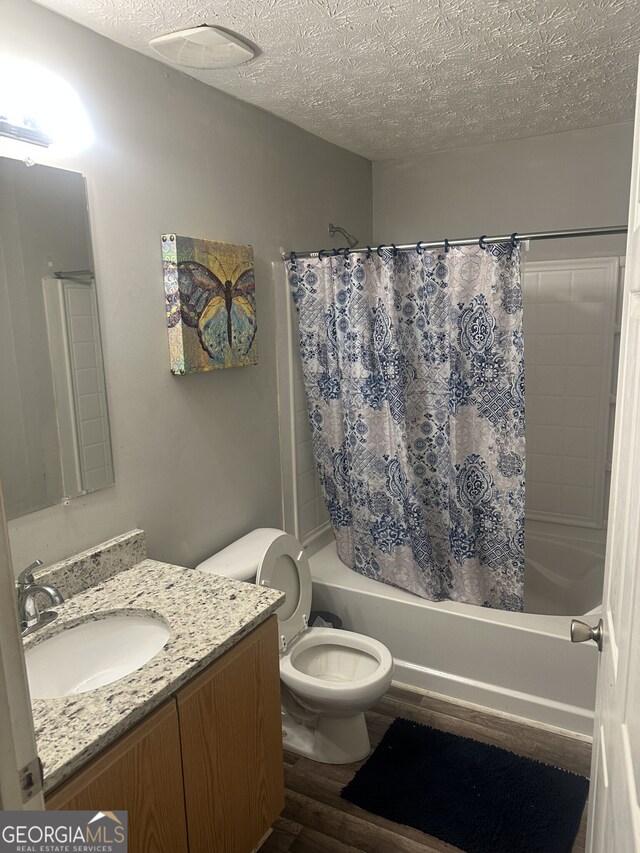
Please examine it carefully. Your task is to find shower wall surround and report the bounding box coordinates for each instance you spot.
[2,0,372,571]
[523,258,621,530]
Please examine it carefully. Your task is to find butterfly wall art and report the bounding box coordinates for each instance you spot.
[162,234,257,374]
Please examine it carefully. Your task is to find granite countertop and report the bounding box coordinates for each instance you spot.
[26,556,284,793]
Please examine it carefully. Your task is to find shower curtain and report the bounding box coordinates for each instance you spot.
[288,244,525,611]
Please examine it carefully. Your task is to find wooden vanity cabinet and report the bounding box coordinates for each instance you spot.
[46,616,284,853]
[46,700,188,853]
[177,614,285,853]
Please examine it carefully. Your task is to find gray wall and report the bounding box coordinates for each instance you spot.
[373,124,633,260]
[3,0,372,572]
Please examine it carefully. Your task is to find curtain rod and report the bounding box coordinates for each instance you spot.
[282,225,628,261]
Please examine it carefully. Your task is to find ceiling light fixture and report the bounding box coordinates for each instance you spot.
[149,25,255,70]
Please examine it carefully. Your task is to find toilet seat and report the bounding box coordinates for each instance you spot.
[255,531,312,651]
[280,627,393,704]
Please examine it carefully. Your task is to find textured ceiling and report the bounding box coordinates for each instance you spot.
[35,0,639,160]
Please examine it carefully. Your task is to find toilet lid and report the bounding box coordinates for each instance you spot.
[255,532,311,648]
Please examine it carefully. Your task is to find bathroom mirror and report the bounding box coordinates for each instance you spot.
[0,157,114,519]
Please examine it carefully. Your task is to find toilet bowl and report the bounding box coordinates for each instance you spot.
[197,528,394,764]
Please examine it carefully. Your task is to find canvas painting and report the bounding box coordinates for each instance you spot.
[162,234,257,374]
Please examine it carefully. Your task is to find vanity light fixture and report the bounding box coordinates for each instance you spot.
[0,60,93,154]
[0,116,52,147]
[149,25,256,69]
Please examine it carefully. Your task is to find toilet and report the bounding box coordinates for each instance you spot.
[196,528,394,764]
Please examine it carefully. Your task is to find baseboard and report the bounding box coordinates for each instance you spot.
[253,827,273,851]
[392,660,594,739]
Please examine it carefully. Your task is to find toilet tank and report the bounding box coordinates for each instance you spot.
[195,528,289,582]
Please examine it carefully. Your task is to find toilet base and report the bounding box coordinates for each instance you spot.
[282,708,372,764]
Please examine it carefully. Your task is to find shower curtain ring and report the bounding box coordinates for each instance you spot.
[510,232,518,247]
[318,248,327,259]
[289,251,297,269]
[366,245,372,259]
[377,245,385,257]
[391,244,398,257]
[416,241,423,254]
[479,234,487,250]
[343,247,350,259]
[444,238,450,253]
[332,247,340,256]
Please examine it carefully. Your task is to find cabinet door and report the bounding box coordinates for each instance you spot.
[46,701,188,853]
[177,615,284,853]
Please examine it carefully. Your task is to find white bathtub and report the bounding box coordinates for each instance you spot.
[309,533,604,737]
[524,532,604,617]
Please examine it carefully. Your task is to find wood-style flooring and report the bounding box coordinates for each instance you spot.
[261,685,591,853]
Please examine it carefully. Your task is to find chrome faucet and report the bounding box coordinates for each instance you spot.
[16,561,64,637]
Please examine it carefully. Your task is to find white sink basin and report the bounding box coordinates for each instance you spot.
[25,613,170,700]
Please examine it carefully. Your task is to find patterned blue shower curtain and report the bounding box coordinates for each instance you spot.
[288,244,525,611]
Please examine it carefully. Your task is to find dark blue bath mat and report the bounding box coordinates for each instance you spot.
[341,717,589,853]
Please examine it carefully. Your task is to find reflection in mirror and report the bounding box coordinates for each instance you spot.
[0,157,114,520]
